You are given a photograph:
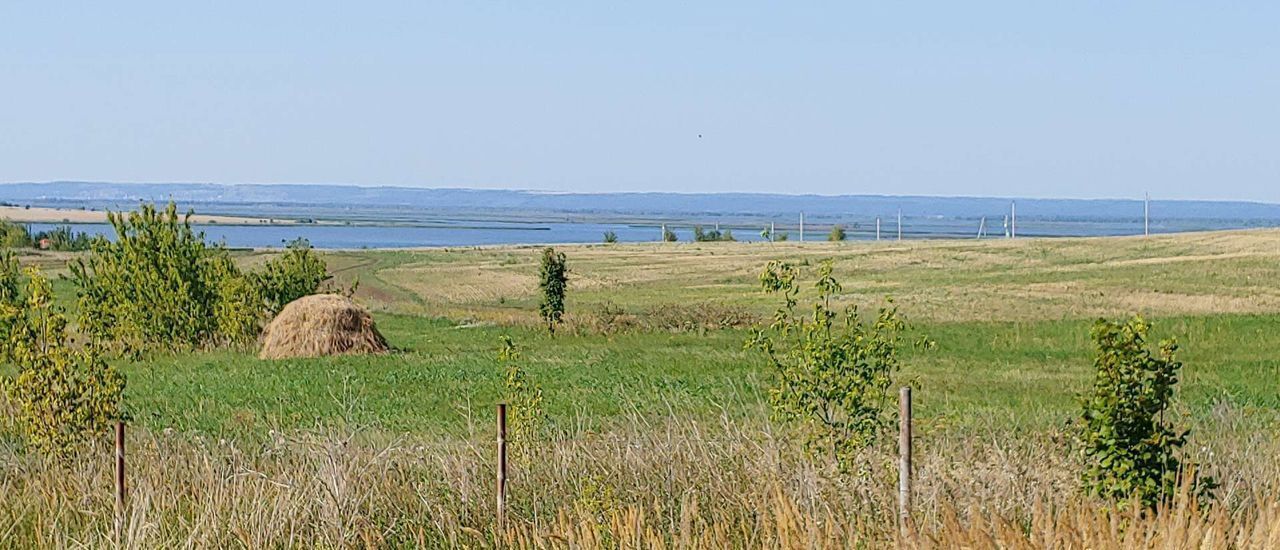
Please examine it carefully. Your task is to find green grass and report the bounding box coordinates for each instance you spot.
[120,311,1280,437]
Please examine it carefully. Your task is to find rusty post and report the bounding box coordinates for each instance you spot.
[496,403,508,533]
[898,387,912,530]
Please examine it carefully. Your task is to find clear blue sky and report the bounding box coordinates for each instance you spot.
[2,2,1277,201]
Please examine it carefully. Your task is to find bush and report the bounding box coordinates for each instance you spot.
[828,225,847,241]
[69,203,331,355]
[693,226,736,242]
[662,226,678,242]
[538,247,569,335]
[498,336,545,463]
[70,203,230,355]
[0,220,32,249]
[602,231,618,244]
[250,238,330,315]
[747,259,923,469]
[1077,316,1214,508]
[2,268,124,455]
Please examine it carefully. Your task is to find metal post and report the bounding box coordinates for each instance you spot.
[799,212,804,243]
[1011,201,1017,239]
[1144,193,1150,237]
[898,388,912,529]
[876,218,881,241]
[897,210,903,241]
[496,403,508,532]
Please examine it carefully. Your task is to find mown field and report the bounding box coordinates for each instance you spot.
[7,230,1280,547]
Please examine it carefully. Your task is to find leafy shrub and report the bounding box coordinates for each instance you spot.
[747,259,922,469]
[0,220,32,249]
[2,268,124,455]
[644,302,757,333]
[250,238,330,315]
[693,226,736,242]
[538,247,569,335]
[828,225,847,241]
[70,203,230,355]
[1077,316,1214,508]
[499,336,545,463]
[69,203,332,355]
[662,226,678,242]
[602,231,618,244]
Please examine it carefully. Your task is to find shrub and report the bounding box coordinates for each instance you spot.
[498,336,546,463]
[538,247,569,335]
[70,203,230,355]
[250,238,330,315]
[1077,316,1214,508]
[693,226,736,242]
[828,225,847,241]
[69,203,331,355]
[747,259,922,469]
[0,220,32,249]
[662,226,678,242]
[602,231,618,244]
[2,268,124,455]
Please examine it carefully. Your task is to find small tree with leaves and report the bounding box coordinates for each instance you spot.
[662,226,678,242]
[747,259,922,469]
[1077,316,1214,508]
[498,336,546,463]
[828,225,847,241]
[538,247,569,335]
[2,267,125,455]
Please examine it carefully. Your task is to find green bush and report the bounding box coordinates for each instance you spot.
[1077,316,1214,508]
[828,225,847,241]
[498,336,545,463]
[747,259,923,470]
[0,220,32,249]
[693,226,736,242]
[69,203,331,355]
[602,231,618,244]
[662,226,678,242]
[250,238,330,315]
[2,268,125,455]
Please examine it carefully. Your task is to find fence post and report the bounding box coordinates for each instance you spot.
[496,403,508,534]
[898,387,912,531]
[115,420,126,541]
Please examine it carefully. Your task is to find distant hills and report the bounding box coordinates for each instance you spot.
[4,181,1280,222]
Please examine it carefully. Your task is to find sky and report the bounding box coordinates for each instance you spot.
[2,2,1278,201]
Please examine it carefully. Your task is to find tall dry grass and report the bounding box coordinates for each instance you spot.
[1,403,1277,548]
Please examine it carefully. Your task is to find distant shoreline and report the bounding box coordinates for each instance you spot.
[0,205,302,226]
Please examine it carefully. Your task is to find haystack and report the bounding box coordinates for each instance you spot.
[259,294,390,360]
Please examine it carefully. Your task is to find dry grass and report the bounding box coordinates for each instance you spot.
[2,403,1277,548]
[346,230,1280,326]
[259,295,390,360]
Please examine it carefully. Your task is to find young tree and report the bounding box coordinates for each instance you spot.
[498,336,545,462]
[538,247,569,335]
[662,226,678,242]
[747,259,924,469]
[2,268,125,455]
[1077,316,1214,508]
[828,225,847,241]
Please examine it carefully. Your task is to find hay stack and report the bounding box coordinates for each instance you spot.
[259,294,390,360]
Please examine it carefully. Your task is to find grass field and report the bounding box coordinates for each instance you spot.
[6,230,1280,547]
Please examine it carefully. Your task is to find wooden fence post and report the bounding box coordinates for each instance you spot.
[898,387,912,530]
[115,420,126,541]
[496,403,508,534]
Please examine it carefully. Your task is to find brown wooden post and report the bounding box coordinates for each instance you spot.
[898,387,912,530]
[115,420,126,540]
[496,403,508,533]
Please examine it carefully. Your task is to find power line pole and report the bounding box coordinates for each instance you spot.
[1144,193,1150,237]
[1011,202,1017,239]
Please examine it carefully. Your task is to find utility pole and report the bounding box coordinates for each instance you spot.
[1011,202,1017,239]
[1144,193,1150,237]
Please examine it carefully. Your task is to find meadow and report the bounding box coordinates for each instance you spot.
[5,230,1280,547]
